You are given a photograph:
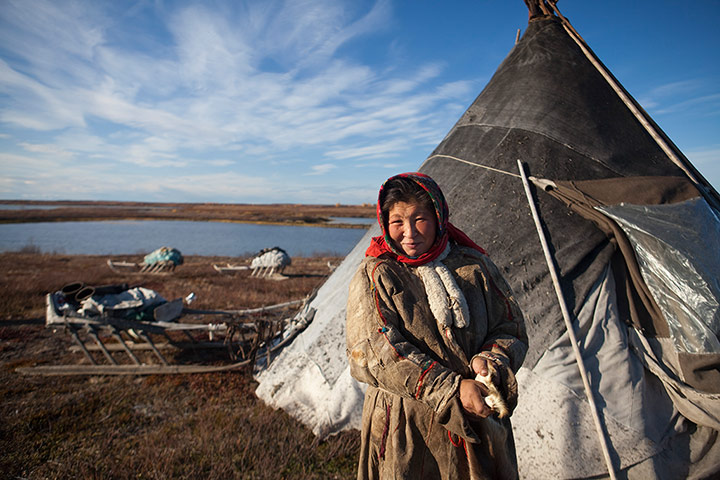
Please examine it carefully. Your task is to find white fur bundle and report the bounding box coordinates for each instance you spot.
[475,369,509,418]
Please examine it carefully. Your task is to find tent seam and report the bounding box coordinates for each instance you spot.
[439,123,626,178]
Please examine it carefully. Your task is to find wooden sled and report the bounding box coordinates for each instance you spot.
[16,294,306,376]
[212,263,288,280]
[213,263,250,274]
[107,259,178,274]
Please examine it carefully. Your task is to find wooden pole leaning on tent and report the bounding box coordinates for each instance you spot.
[517,160,618,480]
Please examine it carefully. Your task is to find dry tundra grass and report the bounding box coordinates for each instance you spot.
[0,252,360,479]
[0,201,375,226]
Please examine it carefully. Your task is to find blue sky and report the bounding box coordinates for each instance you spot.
[0,0,718,204]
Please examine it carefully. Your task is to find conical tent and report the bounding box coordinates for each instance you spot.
[256,5,720,479]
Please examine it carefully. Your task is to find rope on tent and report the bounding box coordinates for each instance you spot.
[544,0,703,191]
[517,159,618,480]
[425,154,522,179]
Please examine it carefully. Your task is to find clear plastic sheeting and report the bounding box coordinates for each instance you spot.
[598,197,720,354]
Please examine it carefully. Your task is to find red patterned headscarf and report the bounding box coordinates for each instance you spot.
[365,172,486,266]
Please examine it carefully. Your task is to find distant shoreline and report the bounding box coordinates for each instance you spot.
[0,200,375,228]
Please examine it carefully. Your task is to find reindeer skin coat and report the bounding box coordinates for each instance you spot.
[346,244,528,480]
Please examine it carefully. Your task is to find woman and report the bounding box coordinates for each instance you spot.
[346,173,528,479]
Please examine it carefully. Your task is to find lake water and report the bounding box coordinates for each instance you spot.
[0,220,371,257]
[327,216,375,225]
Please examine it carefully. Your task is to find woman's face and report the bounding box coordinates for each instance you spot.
[387,201,437,257]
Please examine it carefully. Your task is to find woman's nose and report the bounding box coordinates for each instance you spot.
[404,221,418,237]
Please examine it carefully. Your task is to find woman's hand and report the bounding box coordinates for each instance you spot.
[461,356,492,418]
[459,379,491,418]
[471,355,489,377]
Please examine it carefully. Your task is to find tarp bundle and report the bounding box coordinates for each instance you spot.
[79,287,168,320]
[250,247,291,269]
[52,283,178,323]
[255,9,720,479]
[143,247,183,267]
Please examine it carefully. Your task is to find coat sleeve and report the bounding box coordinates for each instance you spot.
[472,253,528,373]
[346,260,461,416]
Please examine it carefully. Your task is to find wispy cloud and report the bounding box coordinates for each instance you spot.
[0,0,495,202]
[653,93,720,116]
[326,138,410,160]
[686,146,720,174]
[307,163,337,175]
[18,142,75,159]
[639,79,720,117]
[685,146,720,192]
[687,146,720,165]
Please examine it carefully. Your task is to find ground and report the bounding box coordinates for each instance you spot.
[0,201,375,227]
[0,252,361,479]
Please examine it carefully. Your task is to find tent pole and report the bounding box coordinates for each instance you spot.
[517,160,618,480]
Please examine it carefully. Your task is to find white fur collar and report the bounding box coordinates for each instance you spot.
[416,244,470,336]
